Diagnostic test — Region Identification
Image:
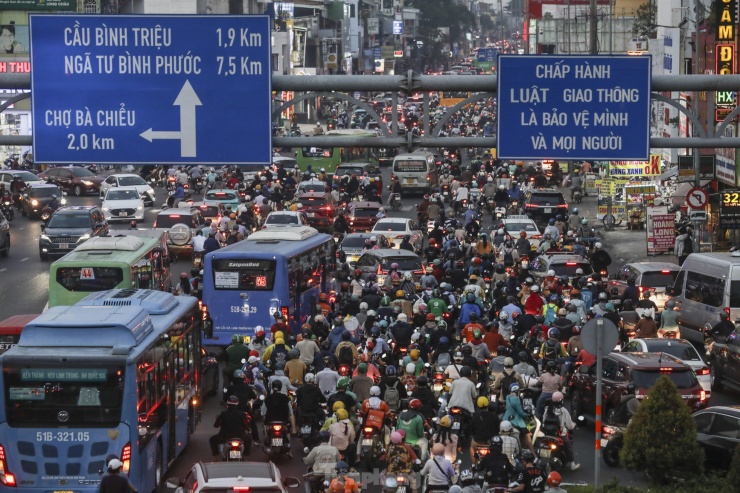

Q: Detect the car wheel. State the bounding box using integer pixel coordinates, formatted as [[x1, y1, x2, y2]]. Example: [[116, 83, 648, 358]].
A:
[[0, 236, 8, 257], [73, 184, 83, 196], [603, 437, 622, 467], [570, 390, 582, 418], [710, 362, 724, 392]]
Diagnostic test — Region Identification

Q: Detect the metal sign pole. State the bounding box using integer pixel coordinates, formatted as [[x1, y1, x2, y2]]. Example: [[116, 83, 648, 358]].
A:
[[594, 318, 603, 489]]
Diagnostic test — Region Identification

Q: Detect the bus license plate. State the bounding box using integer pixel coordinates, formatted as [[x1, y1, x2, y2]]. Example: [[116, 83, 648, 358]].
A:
[[271, 438, 283, 447], [229, 450, 242, 459], [539, 448, 551, 458], [544, 208, 552, 213], [362, 438, 373, 446], [119, 211, 128, 217], [600, 438, 609, 448], [452, 422, 460, 430], [301, 426, 312, 434]]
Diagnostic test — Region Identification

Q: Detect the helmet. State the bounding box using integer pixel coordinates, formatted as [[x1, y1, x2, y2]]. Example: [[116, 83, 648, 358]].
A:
[[666, 299, 676, 309], [473, 329, 482, 339], [304, 373, 315, 384], [460, 470, 475, 484], [453, 352, 463, 362], [594, 242, 602, 249], [386, 365, 396, 376], [289, 348, 300, 359], [504, 357, 514, 367], [417, 375, 428, 387], [391, 262, 399, 270], [605, 302, 615, 312], [499, 311, 509, 321], [599, 292, 608, 301], [336, 409, 349, 420], [547, 269, 556, 277], [548, 472, 562, 487], [336, 461, 349, 474], [383, 477, 398, 492], [227, 395, 239, 406], [233, 369, 244, 379], [409, 398, 422, 410], [467, 292, 476, 302], [572, 208, 579, 215], [439, 415, 452, 428], [380, 296, 391, 306], [410, 349, 420, 361], [369, 385, 381, 397], [406, 362, 417, 375], [552, 391, 564, 403], [231, 334, 243, 344], [548, 328, 559, 339], [439, 336, 449, 346], [336, 377, 350, 390], [476, 396, 489, 408], [341, 331, 351, 341], [572, 325, 581, 335], [426, 313, 436, 322], [470, 313, 479, 322], [396, 289, 406, 299], [521, 450, 535, 462], [531, 285, 540, 292], [549, 218, 555, 225], [509, 382, 520, 393], [332, 401, 345, 412], [500, 420, 513, 432], [462, 345, 473, 356], [490, 435, 503, 450], [487, 176, 493, 182], [390, 431, 403, 444]]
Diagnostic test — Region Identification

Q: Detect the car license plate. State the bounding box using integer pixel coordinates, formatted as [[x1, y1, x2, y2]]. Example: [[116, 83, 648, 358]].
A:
[[307, 212, 315, 217], [433, 383, 443, 391], [452, 422, 460, 430], [119, 211, 128, 217], [301, 426, 312, 434], [362, 438, 373, 446], [600, 438, 609, 448], [544, 208, 552, 213], [59, 243, 71, 249], [271, 438, 283, 447], [539, 448, 551, 458], [405, 179, 415, 184], [397, 487, 407, 493], [229, 450, 242, 459]]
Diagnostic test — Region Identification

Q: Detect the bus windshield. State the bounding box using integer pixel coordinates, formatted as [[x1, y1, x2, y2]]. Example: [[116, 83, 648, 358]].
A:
[[211, 259, 277, 290], [4, 358, 125, 427], [56, 267, 124, 292]]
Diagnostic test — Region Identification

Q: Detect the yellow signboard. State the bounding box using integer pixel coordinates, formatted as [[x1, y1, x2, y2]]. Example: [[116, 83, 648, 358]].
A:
[[609, 154, 661, 177]]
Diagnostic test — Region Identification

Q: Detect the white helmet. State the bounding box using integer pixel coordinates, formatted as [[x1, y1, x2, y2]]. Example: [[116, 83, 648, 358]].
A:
[[359, 302, 369, 310], [531, 285, 540, 292], [594, 242, 603, 249], [499, 184, 505, 190], [321, 168, 326, 172], [575, 268, 584, 275], [406, 362, 416, 374], [404, 272, 413, 281], [304, 373, 316, 383], [487, 177, 493, 182], [370, 386, 381, 396], [499, 311, 509, 320], [547, 270, 555, 277], [296, 203, 303, 209], [397, 313, 408, 322]]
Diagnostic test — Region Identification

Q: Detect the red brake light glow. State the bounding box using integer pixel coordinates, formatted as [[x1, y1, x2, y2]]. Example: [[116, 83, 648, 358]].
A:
[[230, 441, 241, 447], [121, 443, 131, 474], [696, 367, 710, 376], [169, 214, 180, 218], [699, 390, 707, 401], [0, 444, 14, 487], [272, 425, 282, 432], [566, 262, 577, 266], [233, 488, 251, 492], [364, 427, 374, 434], [661, 270, 671, 274]]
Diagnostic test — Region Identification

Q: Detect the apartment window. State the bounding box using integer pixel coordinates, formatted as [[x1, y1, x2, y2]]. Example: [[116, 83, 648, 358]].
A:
[[83, 0, 100, 14]]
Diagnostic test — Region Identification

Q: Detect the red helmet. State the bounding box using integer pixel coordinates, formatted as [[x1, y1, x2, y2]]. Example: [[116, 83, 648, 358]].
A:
[[409, 399, 422, 410], [354, 268, 363, 277], [366, 340, 376, 350], [426, 313, 436, 321], [473, 257, 482, 265], [547, 472, 561, 487], [341, 282, 350, 291]]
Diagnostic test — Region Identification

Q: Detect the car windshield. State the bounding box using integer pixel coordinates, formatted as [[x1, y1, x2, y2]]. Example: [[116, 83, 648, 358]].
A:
[[205, 191, 237, 201], [13, 171, 41, 182], [640, 271, 679, 288], [106, 189, 140, 200], [381, 257, 422, 271], [198, 205, 220, 218], [352, 208, 380, 218], [155, 214, 191, 229], [47, 213, 91, 229], [374, 222, 407, 232], [529, 194, 565, 205], [31, 187, 59, 198], [335, 168, 363, 177], [632, 369, 698, 389], [646, 345, 701, 362], [266, 214, 299, 225], [341, 237, 368, 248], [70, 167, 95, 177], [118, 176, 147, 186], [301, 183, 326, 192], [552, 261, 593, 277], [505, 222, 539, 232]]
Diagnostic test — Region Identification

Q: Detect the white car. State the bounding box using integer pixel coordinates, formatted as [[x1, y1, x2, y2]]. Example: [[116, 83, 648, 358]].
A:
[[502, 215, 542, 244], [372, 217, 423, 251], [296, 179, 328, 197], [101, 186, 145, 222], [263, 211, 307, 228], [621, 338, 711, 396], [99, 173, 156, 205]]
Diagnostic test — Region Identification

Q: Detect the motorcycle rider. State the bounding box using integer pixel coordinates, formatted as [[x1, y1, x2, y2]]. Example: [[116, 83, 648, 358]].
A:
[[383, 431, 418, 492], [420, 443, 455, 492], [541, 391, 580, 471], [590, 242, 612, 273], [612, 383, 640, 425], [479, 435, 515, 488], [262, 380, 295, 456], [329, 408, 357, 467], [545, 472, 567, 493], [659, 299, 680, 338], [325, 462, 360, 493], [297, 372, 327, 422], [447, 365, 477, 429], [508, 450, 547, 493], [569, 169, 583, 202], [396, 399, 429, 460], [535, 361, 562, 419], [303, 430, 340, 483], [469, 396, 500, 462], [209, 396, 250, 460]]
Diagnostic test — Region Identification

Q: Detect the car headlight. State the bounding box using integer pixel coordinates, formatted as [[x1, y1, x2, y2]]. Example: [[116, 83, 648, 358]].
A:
[[40, 234, 49, 241], [137, 206, 143, 210], [82, 180, 93, 186], [79, 233, 91, 241], [102, 207, 110, 211], [61, 198, 67, 205], [31, 199, 38, 206]]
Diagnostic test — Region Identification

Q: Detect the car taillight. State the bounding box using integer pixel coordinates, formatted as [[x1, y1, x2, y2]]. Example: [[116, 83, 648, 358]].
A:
[[699, 390, 707, 401], [426, 173, 430, 182], [391, 173, 395, 181], [696, 367, 710, 376], [233, 488, 251, 492], [525, 203, 536, 208], [121, 443, 131, 474], [325, 206, 333, 212], [557, 204, 568, 208], [0, 445, 15, 487], [566, 262, 577, 266], [725, 307, 731, 317]]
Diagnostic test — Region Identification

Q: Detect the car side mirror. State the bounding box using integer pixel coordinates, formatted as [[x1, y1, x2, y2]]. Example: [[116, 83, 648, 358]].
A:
[[164, 478, 181, 489]]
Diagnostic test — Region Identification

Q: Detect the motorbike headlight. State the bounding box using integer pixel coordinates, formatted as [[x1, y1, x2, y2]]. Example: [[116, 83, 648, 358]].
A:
[[61, 198, 67, 205], [31, 199, 38, 206]]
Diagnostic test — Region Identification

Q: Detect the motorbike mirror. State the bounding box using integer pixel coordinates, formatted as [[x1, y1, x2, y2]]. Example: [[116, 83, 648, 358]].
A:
[[283, 477, 301, 489], [165, 478, 182, 489]]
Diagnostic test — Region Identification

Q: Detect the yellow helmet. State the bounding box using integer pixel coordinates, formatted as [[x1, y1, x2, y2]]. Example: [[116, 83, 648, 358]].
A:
[[332, 401, 346, 412], [275, 331, 284, 341], [477, 396, 490, 409], [396, 290, 405, 299], [410, 349, 420, 361], [336, 408, 349, 420], [439, 415, 452, 428]]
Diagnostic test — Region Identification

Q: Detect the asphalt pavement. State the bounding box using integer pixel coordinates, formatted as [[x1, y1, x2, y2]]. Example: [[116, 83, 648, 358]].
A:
[[0, 165, 738, 491]]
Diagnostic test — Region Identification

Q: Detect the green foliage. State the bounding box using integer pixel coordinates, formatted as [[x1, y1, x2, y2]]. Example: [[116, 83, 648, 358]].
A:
[[479, 14, 494, 32], [631, 2, 657, 36], [726, 444, 740, 488], [619, 375, 704, 484], [407, 0, 475, 65]]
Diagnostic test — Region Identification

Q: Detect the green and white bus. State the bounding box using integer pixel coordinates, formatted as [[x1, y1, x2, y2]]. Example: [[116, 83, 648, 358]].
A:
[[48, 231, 172, 308], [296, 129, 378, 175]]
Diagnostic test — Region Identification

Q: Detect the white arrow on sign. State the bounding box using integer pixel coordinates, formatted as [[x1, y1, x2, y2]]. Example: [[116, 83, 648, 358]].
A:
[[140, 80, 202, 157]]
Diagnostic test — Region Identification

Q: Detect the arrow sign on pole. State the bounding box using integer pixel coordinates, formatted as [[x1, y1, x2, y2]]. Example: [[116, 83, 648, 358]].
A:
[[140, 80, 202, 157]]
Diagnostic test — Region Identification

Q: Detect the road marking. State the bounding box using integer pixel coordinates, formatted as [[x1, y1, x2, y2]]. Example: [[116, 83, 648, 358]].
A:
[[20, 257, 29, 262], [0, 268, 6, 272], [16, 227, 24, 231]]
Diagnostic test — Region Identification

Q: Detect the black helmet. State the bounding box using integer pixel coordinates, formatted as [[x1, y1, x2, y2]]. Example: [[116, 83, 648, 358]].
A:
[[546, 361, 557, 372], [342, 330, 351, 341], [462, 345, 473, 356], [520, 449, 535, 462], [227, 395, 239, 406], [497, 345, 507, 356], [460, 366, 472, 377], [518, 351, 528, 362], [271, 380, 283, 391], [623, 299, 634, 310], [417, 375, 428, 387], [490, 435, 503, 451]]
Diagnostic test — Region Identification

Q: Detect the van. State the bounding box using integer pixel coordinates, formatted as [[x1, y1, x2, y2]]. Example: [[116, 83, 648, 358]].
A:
[[392, 151, 437, 193], [670, 251, 740, 343]]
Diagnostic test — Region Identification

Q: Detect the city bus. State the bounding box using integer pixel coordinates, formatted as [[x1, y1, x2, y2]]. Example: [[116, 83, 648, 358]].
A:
[[201, 226, 334, 346], [295, 129, 377, 175], [0, 289, 202, 493], [48, 232, 172, 308], [439, 91, 473, 107]]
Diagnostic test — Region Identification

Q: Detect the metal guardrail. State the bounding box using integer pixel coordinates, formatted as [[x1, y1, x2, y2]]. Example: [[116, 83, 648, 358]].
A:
[[2, 72, 740, 149]]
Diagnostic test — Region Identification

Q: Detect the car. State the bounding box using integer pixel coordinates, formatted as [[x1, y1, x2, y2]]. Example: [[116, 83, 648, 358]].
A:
[[346, 201, 384, 233], [569, 351, 708, 422], [99, 173, 156, 205], [377, 147, 399, 166], [189, 200, 225, 224], [708, 327, 740, 393], [522, 187, 568, 225], [355, 248, 424, 285], [38, 206, 108, 260], [502, 215, 543, 248], [372, 217, 423, 251], [38, 166, 105, 196], [621, 338, 710, 396], [166, 461, 300, 493], [692, 406, 740, 471], [338, 232, 391, 265], [297, 191, 338, 232], [530, 252, 593, 282], [263, 211, 307, 228], [0, 170, 44, 191], [203, 189, 241, 210], [153, 206, 206, 257], [0, 210, 9, 258], [101, 186, 145, 222], [296, 179, 329, 197], [20, 183, 65, 219], [334, 162, 383, 192], [608, 262, 680, 311]]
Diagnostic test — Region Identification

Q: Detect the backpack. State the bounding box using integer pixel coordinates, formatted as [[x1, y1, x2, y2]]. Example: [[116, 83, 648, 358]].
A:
[[384, 380, 401, 411], [226, 233, 239, 245], [436, 352, 451, 368], [338, 344, 354, 365], [503, 249, 514, 267], [499, 370, 517, 399], [543, 339, 559, 362], [543, 303, 557, 325]]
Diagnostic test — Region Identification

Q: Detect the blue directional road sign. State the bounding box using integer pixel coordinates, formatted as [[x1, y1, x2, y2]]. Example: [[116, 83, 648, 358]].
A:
[[30, 15, 272, 165], [496, 55, 651, 161], [477, 47, 498, 62]]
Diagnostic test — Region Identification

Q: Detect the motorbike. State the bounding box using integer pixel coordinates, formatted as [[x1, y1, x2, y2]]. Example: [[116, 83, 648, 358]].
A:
[[485, 196, 496, 215], [359, 425, 383, 470], [448, 406, 468, 440], [572, 187, 583, 204], [263, 421, 291, 457], [338, 364, 352, 378], [494, 206, 507, 221], [193, 177, 205, 194], [431, 370, 451, 398], [218, 438, 248, 461], [40, 205, 55, 223], [440, 184, 451, 203], [534, 417, 569, 473], [298, 414, 321, 448], [600, 423, 625, 467], [0, 197, 13, 220], [389, 193, 402, 211]]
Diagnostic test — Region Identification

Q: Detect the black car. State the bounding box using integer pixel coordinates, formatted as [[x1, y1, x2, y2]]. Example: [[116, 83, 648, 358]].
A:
[[693, 406, 740, 471], [39, 206, 108, 260], [523, 188, 568, 225], [709, 328, 740, 393], [21, 183, 64, 219]]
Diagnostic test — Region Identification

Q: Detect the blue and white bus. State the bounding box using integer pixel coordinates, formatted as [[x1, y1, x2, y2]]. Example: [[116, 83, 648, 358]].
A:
[[0, 289, 202, 493], [202, 226, 334, 346]]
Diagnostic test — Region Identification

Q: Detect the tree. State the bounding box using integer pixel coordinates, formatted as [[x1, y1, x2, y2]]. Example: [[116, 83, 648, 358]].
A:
[[620, 375, 704, 484], [408, 0, 475, 66], [632, 1, 657, 37], [727, 444, 740, 490]]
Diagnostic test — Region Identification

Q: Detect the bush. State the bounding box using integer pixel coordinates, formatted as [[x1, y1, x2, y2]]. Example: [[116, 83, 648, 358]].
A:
[[726, 444, 740, 488], [619, 375, 704, 484]]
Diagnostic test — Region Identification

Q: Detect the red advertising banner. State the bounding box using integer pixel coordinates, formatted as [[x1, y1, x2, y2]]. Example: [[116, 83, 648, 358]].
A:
[[647, 210, 676, 254]]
